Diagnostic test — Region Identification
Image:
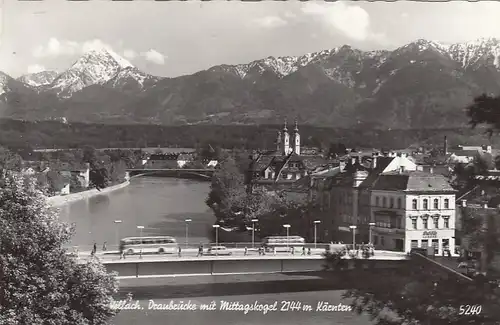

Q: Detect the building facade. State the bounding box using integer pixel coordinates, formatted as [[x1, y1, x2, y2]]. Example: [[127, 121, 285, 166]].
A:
[[322, 152, 418, 244], [370, 170, 456, 254]]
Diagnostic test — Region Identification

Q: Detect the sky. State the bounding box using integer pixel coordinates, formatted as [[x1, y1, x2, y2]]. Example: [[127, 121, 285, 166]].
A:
[[1, 0, 500, 78]]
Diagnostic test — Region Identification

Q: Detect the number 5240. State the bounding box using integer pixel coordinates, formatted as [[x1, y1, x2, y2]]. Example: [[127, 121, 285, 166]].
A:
[[459, 305, 482, 315]]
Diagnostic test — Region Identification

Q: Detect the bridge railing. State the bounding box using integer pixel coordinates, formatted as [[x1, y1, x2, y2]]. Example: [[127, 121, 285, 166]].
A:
[[202, 242, 332, 249], [68, 242, 372, 252]]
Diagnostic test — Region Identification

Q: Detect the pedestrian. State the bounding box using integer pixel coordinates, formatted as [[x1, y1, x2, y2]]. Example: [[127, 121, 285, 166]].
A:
[[197, 245, 203, 257], [301, 247, 306, 256], [261, 245, 266, 255], [244, 247, 248, 256], [258, 247, 262, 256], [178, 246, 182, 257], [139, 249, 143, 259], [93, 242, 97, 254], [102, 242, 107, 252], [307, 247, 311, 256], [291, 247, 295, 255]]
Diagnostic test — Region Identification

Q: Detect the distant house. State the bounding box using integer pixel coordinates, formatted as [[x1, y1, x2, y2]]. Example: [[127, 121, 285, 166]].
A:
[[177, 153, 194, 168], [21, 160, 72, 195], [207, 160, 218, 168], [144, 153, 179, 169], [447, 145, 493, 164], [21, 161, 50, 176], [58, 162, 90, 190]]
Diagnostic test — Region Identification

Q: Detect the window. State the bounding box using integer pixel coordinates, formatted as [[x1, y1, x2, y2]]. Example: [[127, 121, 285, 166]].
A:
[[390, 198, 394, 208], [382, 197, 387, 207], [423, 219, 428, 229], [397, 198, 402, 209], [423, 199, 428, 210], [444, 199, 449, 209], [412, 219, 417, 230], [443, 217, 449, 228], [412, 199, 417, 210], [433, 198, 439, 210], [375, 197, 380, 206], [433, 218, 439, 229]]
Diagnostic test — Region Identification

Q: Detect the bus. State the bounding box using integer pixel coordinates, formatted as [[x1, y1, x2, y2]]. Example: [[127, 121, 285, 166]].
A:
[[262, 236, 305, 252], [119, 236, 178, 255]]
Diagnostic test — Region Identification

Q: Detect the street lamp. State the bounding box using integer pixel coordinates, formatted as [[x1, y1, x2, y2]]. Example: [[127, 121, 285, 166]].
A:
[[114, 220, 122, 250], [283, 224, 291, 250], [137, 225, 144, 241], [368, 222, 376, 245], [349, 225, 357, 250], [185, 219, 192, 249], [213, 224, 220, 256], [313, 220, 321, 248], [251, 219, 258, 248]]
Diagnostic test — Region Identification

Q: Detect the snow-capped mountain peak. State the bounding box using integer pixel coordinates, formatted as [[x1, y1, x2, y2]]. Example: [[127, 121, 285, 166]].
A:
[[0, 71, 13, 96], [18, 71, 59, 88], [448, 37, 500, 69], [49, 49, 135, 97], [395, 39, 450, 55], [85, 48, 134, 69], [105, 66, 160, 92]]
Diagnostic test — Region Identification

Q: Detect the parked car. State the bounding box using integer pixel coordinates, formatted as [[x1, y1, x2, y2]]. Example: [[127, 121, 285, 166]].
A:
[[205, 246, 232, 256]]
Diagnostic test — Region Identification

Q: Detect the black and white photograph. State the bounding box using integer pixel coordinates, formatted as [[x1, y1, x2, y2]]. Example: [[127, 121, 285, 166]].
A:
[[1, 1, 500, 324]]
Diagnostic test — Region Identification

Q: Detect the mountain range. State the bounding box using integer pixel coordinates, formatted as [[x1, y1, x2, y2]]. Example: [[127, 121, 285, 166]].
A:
[[2, 38, 500, 129]]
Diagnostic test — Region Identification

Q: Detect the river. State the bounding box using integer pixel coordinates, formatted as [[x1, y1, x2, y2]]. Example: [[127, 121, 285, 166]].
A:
[[57, 177, 375, 325]]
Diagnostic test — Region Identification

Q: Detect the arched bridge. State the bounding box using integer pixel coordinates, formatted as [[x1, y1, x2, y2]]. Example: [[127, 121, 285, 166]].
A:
[[127, 168, 214, 181]]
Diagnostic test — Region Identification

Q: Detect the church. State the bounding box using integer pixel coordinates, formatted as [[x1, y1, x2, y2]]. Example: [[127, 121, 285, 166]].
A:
[[248, 120, 331, 186]]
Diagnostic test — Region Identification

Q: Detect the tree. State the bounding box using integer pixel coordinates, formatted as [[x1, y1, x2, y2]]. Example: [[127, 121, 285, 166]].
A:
[[108, 160, 127, 184], [466, 93, 500, 136], [243, 187, 277, 221], [461, 205, 500, 269], [0, 146, 22, 173], [206, 156, 246, 218], [90, 167, 109, 191], [340, 255, 500, 325], [0, 172, 118, 325], [327, 143, 347, 158]]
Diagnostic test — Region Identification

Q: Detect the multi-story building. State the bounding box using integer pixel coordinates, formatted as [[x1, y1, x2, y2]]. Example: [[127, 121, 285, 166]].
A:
[[370, 170, 456, 254], [322, 152, 418, 244]]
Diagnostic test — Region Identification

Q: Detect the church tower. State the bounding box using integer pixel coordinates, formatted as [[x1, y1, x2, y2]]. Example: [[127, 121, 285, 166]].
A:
[[293, 119, 300, 155], [282, 120, 290, 155]]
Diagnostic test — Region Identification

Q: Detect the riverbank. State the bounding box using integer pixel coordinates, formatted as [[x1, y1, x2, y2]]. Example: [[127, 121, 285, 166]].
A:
[[47, 181, 130, 207]]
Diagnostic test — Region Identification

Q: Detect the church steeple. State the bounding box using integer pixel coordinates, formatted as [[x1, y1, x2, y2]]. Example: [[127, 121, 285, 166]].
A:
[[282, 120, 290, 155], [292, 119, 300, 155]]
